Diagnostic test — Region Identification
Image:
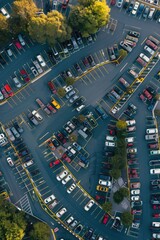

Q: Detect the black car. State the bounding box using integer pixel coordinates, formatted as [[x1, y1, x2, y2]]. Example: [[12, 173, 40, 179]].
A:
[[84, 228, 93, 239], [114, 86, 123, 95], [72, 117, 79, 126], [74, 63, 83, 74], [0, 55, 6, 65], [147, 86, 156, 95], [47, 51, 56, 65], [113, 44, 119, 58], [52, 138, 60, 147], [14, 121, 24, 133], [73, 98, 84, 107], [127, 3, 134, 13], [13, 138, 23, 145], [154, 10, 160, 20], [87, 55, 95, 66], [30, 169, 40, 176]]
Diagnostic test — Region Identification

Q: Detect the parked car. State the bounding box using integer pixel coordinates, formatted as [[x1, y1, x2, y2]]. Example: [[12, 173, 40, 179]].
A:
[[36, 55, 46, 67], [12, 76, 22, 88], [84, 200, 95, 211], [20, 69, 30, 82]]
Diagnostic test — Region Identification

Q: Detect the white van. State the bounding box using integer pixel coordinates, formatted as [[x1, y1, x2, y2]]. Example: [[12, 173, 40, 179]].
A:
[[150, 169, 160, 174], [23, 160, 33, 168], [146, 128, 158, 134], [56, 170, 68, 181], [106, 135, 117, 141]]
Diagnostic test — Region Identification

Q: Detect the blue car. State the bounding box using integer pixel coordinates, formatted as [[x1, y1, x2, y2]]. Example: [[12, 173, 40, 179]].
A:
[[137, 4, 144, 16], [95, 106, 108, 119]]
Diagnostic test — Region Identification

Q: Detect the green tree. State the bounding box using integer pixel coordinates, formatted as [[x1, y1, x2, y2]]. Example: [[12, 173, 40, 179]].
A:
[[69, 1, 110, 37], [29, 222, 50, 240], [12, 0, 38, 32], [28, 14, 47, 43], [0, 14, 10, 45], [119, 187, 129, 198], [57, 87, 66, 97], [110, 168, 121, 180], [78, 0, 96, 6], [121, 211, 133, 227], [77, 114, 86, 123], [118, 49, 127, 62], [102, 201, 112, 213], [69, 133, 78, 142], [113, 190, 124, 204], [65, 77, 75, 86], [116, 120, 127, 130]]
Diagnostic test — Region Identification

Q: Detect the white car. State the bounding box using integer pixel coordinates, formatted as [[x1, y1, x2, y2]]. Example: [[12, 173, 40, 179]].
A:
[[64, 85, 73, 93], [84, 200, 95, 211], [125, 137, 134, 143], [56, 207, 67, 218], [62, 174, 72, 185], [36, 55, 46, 67], [150, 150, 160, 155], [126, 120, 136, 126], [132, 2, 139, 15], [116, 0, 123, 7], [76, 104, 85, 112], [131, 189, 140, 195], [146, 128, 158, 134], [12, 77, 22, 88], [56, 170, 68, 181], [44, 194, 56, 204], [67, 183, 76, 194], [67, 121, 75, 130], [7, 157, 14, 167], [106, 136, 117, 141], [99, 179, 112, 187], [144, 46, 155, 55], [105, 141, 116, 147], [0, 7, 10, 18], [68, 146, 76, 155], [18, 34, 25, 46], [66, 216, 74, 224], [153, 233, 160, 238], [23, 160, 33, 168], [0, 91, 4, 100], [32, 110, 43, 121], [127, 148, 137, 153], [6, 48, 13, 57], [140, 53, 150, 63], [131, 196, 140, 201]]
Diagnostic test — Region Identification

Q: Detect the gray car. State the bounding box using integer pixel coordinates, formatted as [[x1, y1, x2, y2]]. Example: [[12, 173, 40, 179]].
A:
[[11, 127, 20, 138], [66, 90, 76, 99], [69, 95, 79, 103]]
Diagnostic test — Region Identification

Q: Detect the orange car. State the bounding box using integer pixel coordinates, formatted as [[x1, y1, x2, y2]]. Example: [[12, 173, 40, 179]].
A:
[[48, 139, 55, 151]]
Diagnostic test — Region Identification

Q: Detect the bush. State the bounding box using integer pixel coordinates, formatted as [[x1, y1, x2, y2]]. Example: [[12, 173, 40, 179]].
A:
[[121, 211, 133, 227], [57, 87, 66, 97], [110, 168, 121, 180], [102, 201, 112, 213], [113, 190, 124, 204], [65, 77, 75, 86], [119, 187, 129, 197]]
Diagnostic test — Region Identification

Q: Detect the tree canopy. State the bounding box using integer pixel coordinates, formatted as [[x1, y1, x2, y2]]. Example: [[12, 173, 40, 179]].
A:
[[121, 211, 133, 227], [0, 14, 10, 45], [29, 222, 50, 240], [69, 0, 110, 37], [102, 201, 112, 213], [28, 11, 71, 45]]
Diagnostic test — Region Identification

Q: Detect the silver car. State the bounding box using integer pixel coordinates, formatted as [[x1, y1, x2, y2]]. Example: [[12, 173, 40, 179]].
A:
[[69, 95, 79, 103], [12, 77, 22, 88]]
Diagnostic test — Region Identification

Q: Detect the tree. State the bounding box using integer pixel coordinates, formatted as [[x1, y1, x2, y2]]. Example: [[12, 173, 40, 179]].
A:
[[118, 49, 127, 62], [77, 114, 86, 123], [110, 168, 121, 180], [12, 0, 38, 32], [113, 190, 124, 204], [29, 222, 50, 240], [57, 87, 66, 97], [116, 120, 127, 130], [28, 11, 72, 45], [121, 211, 133, 227], [69, 133, 78, 143], [65, 77, 75, 86], [119, 187, 129, 198], [28, 14, 47, 43], [69, 1, 110, 37], [102, 202, 112, 213], [0, 14, 10, 45]]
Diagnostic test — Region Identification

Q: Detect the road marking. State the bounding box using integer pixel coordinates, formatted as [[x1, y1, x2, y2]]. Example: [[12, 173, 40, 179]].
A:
[[39, 132, 50, 141], [141, 37, 147, 45], [120, 63, 128, 72]]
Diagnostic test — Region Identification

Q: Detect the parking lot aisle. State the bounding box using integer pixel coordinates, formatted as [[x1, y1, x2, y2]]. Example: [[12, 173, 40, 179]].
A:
[[16, 194, 33, 215], [127, 227, 139, 238]]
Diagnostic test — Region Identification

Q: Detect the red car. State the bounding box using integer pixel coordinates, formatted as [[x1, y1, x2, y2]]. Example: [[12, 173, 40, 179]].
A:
[[14, 40, 22, 50], [139, 93, 147, 102], [143, 89, 152, 100], [20, 69, 30, 82], [49, 159, 60, 168], [61, 0, 69, 9], [1, 88, 9, 98], [152, 205, 160, 210], [109, 130, 116, 136], [153, 213, 160, 218], [110, 0, 116, 5], [4, 84, 14, 97], [48, 81, 57, 94], [127, 143, 134, 147], [102, 214, 109, 224], [47, 103, 56, 113], [62, 153, 71, 163], [56, 133, 66, 144]]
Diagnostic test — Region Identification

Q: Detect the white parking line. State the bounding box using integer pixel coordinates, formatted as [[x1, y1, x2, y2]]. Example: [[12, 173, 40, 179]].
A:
[[120, 63, 128, 72]]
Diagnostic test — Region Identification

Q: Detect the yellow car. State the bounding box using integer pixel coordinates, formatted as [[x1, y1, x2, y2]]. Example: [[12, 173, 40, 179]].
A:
[[96, 185, 109, 192], [51, 98, 61, 109]]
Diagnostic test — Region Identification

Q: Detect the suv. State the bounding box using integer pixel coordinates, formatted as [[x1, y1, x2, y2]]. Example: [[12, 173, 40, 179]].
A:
[[120, 41, 132, 52]]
